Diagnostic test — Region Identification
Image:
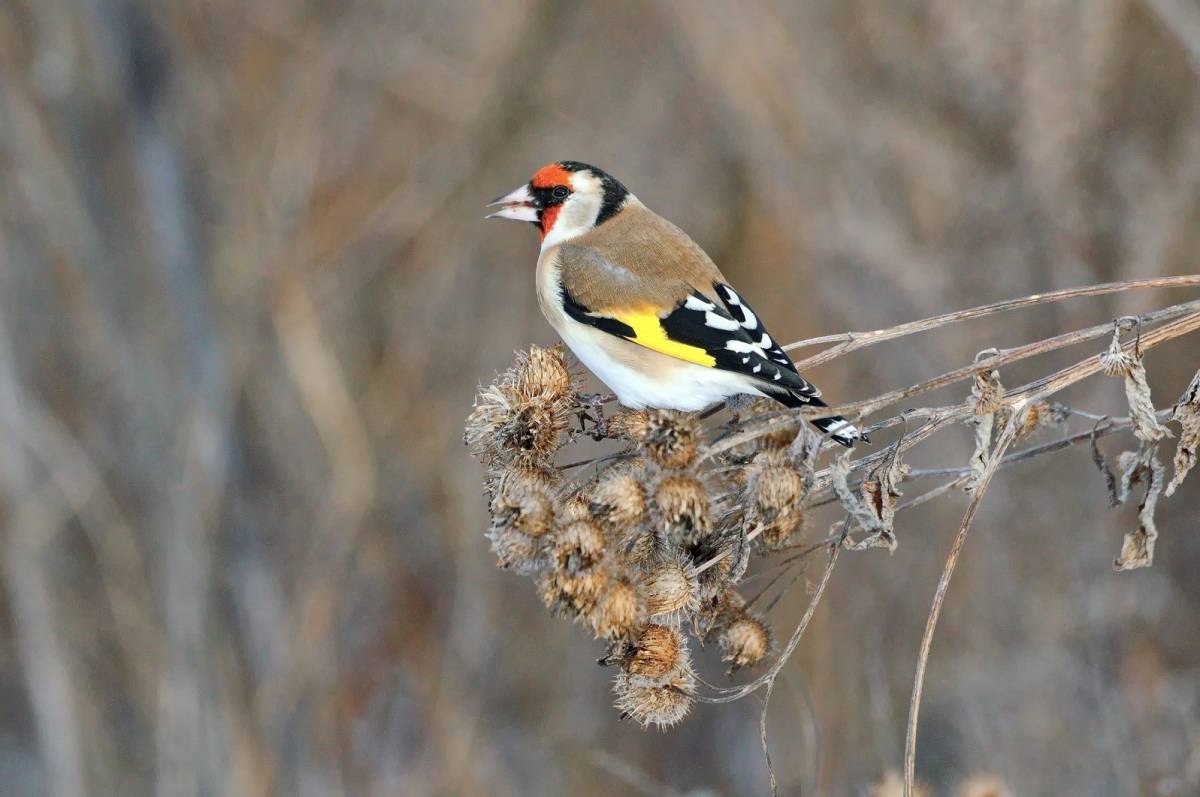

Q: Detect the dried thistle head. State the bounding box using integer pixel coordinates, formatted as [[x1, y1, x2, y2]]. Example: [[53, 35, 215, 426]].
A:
[[720, 614, 772, 673], [587, 577, 642, 640], [536, 566, 609, 617], [608, 408, 651, 440], [617, 623, 690, 683], [514, 343, 574, 401], [641, 555, 700, 623], [465, 345, 578, 470], [654, 475, 711, 545], [623, 527, 670, 574], [554, 519, 606, 575], [612, 671, 694, 729], [693, 587, 747, 641], [746, 451, 808, 548], [1015, 400, 1070, 440], [617, 409, 700, 469], [487, 526, 545, 574], [590, 467, 648, 527], [490, 469, 555, 538], [559, 495, 593, 523]]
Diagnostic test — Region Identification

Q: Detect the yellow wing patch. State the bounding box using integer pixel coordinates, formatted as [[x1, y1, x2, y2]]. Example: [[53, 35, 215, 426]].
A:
[[613, 308, 717, 367]]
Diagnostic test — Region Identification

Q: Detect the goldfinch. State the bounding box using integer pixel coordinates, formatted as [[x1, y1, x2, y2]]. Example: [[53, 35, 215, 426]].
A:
[[488, 161, 862, 446]]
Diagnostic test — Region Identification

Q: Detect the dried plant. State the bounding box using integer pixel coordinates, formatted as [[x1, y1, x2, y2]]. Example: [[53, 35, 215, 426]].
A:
[[467, 276, 1200, 789]]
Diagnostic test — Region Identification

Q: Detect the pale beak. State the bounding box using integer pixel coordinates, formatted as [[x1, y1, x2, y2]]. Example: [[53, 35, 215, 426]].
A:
[[486, 184, 540, 222]]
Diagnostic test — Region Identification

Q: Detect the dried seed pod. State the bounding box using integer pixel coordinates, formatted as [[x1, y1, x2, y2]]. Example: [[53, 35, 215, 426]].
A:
[[465, 345, 578, 470], [758, 420, 800, 450], [608, 409, 651, 441], [559, 495, 593, 523], [537, 567, 609, 617], [1016, 400, 1070, 440], [1100, 325, 1169, 442], [554, 519, 606, 575], [486, 527, 543, 573], [590, 468, 647, 527], [747, 453, 807, 548], [641, 556, 700, 623], [515, 343, 574, 402], [1100, 328, 1135, 376], [588, 578, 641, 640], [612, 671, 694, 729], [629, 410, 700, 470], [720, 615, 771, 672], [654, 475, 711, 545], [692, 586, 746, 640], [465, 386, 571, 469], [490, 470, 555, 538], [623, 527, 669, 573], [623, 624, 687, 682]]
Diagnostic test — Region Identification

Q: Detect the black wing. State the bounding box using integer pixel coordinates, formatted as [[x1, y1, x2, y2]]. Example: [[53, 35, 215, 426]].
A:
[[659, 283, 823, 400]]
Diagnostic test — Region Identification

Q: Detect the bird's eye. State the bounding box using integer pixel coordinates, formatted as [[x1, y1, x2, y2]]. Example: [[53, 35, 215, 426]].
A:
[[552, 186, 570, 200]]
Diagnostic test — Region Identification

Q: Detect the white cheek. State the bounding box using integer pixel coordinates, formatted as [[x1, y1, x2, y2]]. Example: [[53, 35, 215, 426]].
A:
[[540, 194, 601, 250]]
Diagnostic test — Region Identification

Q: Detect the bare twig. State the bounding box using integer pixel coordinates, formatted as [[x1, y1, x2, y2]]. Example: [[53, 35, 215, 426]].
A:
[[784, 276, 1200, 367], [903, 408, 1025, 796]]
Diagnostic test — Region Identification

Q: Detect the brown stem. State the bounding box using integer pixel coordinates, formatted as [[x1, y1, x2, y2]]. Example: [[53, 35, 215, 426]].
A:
[[784, 275, 1200, 368], [903, 409, 1024, 796]]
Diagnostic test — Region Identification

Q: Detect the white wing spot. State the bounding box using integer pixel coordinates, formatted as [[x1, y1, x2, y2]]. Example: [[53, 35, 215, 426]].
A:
[[773, 370, 782, 381], [741, 356, 750, 364], [760, 333, 772, 348], [704, 311, 741, 331], [685, 295, 715, 311], [752, 364, 761, 373], [721, 285, 742, 305], [739, 305, 758, 329]]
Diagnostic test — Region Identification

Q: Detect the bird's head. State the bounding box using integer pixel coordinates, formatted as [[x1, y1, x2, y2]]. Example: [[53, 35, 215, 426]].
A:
[[488, 161, 631, 248]]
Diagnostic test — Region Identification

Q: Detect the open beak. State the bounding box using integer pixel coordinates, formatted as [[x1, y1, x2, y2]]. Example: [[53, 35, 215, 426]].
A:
[[486, 184, 540, 222]]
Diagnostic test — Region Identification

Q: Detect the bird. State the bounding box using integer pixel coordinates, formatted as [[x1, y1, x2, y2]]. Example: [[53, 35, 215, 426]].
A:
[[487, 160, 863, 446]]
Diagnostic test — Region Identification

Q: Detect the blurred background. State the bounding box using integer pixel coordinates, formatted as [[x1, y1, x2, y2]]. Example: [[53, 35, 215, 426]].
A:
[[1, 1, 1198, 794]]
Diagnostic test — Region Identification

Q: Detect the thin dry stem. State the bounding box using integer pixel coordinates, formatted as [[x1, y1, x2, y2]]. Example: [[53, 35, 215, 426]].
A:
[[785, 276, 1200, 367], [903, 409, 1025, 796]]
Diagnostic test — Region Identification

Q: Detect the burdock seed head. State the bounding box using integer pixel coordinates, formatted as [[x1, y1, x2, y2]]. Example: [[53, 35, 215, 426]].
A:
[[514, 343, 574, 402], [693, 587, 747, 641], [622, 623, 689, 683], [554, 519, 606, 575], [615, 409, 700, 470], [654, 475, 711, 545], [720, 614, 772, 672], [641, 555, 700, 624], [747, 452, 807, 548], [587, 577, 642, 640], [490, 470, 555, 538], [590, 468, 648, 527], [537, 566, 609, 618], [465, 344, 578, 471], [612, 672, 694, 730], [486, 526, 545, 574]]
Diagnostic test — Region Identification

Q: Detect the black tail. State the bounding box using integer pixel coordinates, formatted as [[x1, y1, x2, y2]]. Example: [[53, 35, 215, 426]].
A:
[[769, 392, 864, 447]]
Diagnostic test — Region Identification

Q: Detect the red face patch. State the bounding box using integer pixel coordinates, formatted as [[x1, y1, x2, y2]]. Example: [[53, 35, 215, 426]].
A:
[[531, 163, 572, 189], [538, 204, 562, 240]]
